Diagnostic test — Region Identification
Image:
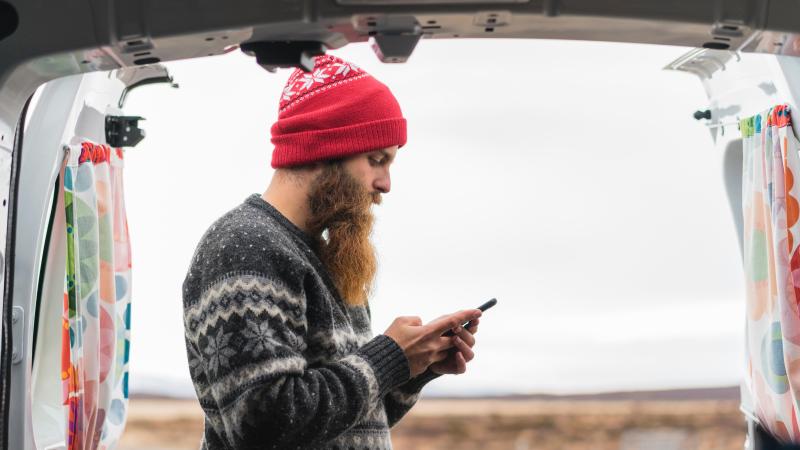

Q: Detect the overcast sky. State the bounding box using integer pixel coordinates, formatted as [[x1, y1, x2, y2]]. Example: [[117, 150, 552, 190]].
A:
[[122, 38, 745, 396]]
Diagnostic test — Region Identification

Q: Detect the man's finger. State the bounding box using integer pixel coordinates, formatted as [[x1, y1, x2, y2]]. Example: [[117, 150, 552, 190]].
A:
[[453, 336, 475, 362], [430, 348, 451, 364], [431, 337, 455, 352], [425, 309, 481, 335], [455, 327, 475, 347], [455, 352, 467, 374], [466, 318, 480, 335]]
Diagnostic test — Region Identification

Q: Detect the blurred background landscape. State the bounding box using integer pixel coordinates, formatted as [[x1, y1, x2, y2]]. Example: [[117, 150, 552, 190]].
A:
[[118, 388, 744, 450]]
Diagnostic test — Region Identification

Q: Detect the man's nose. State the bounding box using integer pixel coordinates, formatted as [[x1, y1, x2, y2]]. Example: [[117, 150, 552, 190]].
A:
[[374, 173, 391, 194]]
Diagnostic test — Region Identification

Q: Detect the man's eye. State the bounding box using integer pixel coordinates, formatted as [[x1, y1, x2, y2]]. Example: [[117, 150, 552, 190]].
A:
[[370, 158, 384, 166]]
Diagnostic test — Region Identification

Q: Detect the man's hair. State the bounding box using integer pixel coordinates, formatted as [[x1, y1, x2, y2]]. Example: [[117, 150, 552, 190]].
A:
[[279, 159, 342, 185]]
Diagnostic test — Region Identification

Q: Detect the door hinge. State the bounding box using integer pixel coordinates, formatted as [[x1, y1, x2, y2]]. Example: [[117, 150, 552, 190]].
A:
[[11, 306, 23, 365], [105, 115, 145, 148]]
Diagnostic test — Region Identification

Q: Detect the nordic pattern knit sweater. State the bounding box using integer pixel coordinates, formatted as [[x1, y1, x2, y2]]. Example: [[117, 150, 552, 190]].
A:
[[182, 193, 439, 450]]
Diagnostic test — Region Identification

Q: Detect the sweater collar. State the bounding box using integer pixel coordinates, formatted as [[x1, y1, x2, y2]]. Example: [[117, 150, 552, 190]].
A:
[[245, 193, 318, 250]]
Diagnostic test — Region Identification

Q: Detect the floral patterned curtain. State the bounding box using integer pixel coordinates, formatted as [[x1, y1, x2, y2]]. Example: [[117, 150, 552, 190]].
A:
[[60, 141, 132, 449], [742, 104, 800, 443]]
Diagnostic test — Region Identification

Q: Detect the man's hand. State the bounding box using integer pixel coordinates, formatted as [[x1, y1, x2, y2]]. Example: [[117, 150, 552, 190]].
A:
[[430, 318, 479, 375], [384, 310, 481, 377]]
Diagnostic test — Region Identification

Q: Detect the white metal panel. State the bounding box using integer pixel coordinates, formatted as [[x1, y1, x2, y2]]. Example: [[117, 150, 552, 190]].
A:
[[11, 71, 127, 450]]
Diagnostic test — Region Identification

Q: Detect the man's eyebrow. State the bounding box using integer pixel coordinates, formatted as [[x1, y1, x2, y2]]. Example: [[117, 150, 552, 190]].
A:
[[379, 149, 395, 163]]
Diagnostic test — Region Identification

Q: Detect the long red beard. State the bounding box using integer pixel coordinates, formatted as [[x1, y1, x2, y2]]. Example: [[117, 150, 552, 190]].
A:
[[306, 164, 379, 306]]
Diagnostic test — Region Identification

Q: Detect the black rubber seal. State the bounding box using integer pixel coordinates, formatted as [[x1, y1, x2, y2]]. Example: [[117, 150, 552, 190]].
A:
[[0, 93, 32, 450]]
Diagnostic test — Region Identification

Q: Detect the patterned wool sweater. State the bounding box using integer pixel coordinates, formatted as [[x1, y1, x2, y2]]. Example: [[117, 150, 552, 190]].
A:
[[182, 193, 439, 450]]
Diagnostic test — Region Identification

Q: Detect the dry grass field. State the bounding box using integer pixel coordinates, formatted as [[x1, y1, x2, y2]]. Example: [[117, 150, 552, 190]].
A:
[[117, 396, 745, 450]]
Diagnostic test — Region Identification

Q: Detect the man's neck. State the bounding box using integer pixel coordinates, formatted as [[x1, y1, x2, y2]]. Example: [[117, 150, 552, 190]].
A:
[[262, 176, 313, 234]]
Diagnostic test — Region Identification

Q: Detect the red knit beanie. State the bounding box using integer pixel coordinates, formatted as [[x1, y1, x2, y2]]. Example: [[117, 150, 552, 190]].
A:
[[270, 54, 407, 168]]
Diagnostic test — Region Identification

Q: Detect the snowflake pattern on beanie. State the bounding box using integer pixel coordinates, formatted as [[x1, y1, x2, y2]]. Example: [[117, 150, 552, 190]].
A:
[[279, 55, 367, 113]]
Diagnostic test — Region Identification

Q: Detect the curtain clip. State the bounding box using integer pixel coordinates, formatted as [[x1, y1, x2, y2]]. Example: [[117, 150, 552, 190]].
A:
[[61, 145, 70, 170]]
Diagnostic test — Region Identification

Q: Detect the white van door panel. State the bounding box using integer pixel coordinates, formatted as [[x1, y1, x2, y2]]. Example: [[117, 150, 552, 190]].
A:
[[6, 65, 169, 449]]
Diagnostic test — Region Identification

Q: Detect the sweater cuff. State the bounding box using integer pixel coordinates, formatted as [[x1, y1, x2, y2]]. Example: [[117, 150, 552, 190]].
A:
[[398, 368, 442, 394], [355, 334, 410, 395]]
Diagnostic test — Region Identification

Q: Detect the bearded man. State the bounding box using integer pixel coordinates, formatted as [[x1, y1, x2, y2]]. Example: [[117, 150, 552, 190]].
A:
[[182, 54, 482, 450]]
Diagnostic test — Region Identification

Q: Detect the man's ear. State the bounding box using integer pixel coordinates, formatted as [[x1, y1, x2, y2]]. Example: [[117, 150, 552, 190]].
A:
[[280, 163, 321, 183]]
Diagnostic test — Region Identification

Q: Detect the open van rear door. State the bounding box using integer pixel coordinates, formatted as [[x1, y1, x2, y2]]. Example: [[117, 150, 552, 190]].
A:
[[6, 1, 800, 449]]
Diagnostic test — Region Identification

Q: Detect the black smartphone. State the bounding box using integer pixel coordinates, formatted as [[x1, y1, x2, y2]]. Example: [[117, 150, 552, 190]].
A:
[[442, 298, 497, 336]]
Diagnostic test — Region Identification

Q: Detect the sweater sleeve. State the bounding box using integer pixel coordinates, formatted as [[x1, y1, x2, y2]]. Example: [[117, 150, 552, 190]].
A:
[[184, 271, 411, 449], [384, 368, 441, 426], [359, 297, 441, 426]]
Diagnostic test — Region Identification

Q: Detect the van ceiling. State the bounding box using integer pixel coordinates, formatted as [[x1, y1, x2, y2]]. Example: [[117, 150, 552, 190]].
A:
[[1, 0, 800, 123], [2, 0, 800, 71]]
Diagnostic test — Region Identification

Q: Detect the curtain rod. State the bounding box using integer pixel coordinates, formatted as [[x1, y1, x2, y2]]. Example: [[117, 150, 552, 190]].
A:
[[694, 110, 741, 131], [705, 120, 740, 130]]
